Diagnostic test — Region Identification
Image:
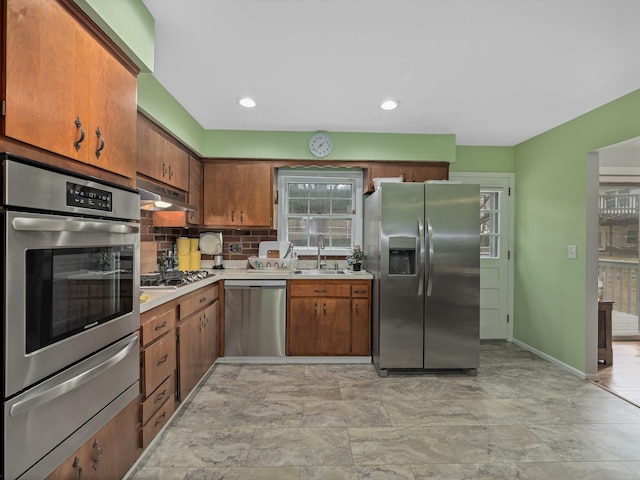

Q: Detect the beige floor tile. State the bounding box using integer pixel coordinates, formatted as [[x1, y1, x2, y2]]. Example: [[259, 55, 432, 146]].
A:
[[515, 461, 640, 479], [411, 462, 522, 480], [383, 399, 480, 426], [301, 464, 415, 480], [303, 400, 391, 427]]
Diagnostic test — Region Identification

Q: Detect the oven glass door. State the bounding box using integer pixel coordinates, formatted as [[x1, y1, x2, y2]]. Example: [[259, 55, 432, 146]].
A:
[[26, 246, 134, 354], [4, 210, 139, 398]]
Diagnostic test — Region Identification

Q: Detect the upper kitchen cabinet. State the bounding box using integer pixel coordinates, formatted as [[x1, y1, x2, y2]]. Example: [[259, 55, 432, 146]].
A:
[[3, 0, 138, 180], [153, 155, 204, 227], [365, 161, 449, 193], [203, 161, 274, 228], [137, 114, 189, 191]]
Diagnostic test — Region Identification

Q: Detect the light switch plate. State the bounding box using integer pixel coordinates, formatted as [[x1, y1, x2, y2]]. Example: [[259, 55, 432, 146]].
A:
[[568, 245, 577, 259]]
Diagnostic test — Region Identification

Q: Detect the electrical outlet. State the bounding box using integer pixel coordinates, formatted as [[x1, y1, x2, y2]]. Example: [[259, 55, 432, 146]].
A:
[[229, 243, 242, 253]]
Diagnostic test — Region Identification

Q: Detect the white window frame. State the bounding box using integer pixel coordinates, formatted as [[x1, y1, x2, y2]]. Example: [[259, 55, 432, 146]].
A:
[[277, 169, 363, 256]]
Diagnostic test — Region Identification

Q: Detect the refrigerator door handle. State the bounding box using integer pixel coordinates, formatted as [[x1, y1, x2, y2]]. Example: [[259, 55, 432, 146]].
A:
[[426, 218, 435, 296], [417, 218, 425, 296]]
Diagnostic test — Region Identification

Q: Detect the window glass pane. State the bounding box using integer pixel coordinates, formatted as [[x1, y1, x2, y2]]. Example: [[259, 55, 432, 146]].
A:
[[309, 198, 330, 214], [288, 183, 307, 197], [332, 199, 351, 214], [289, 198, 308, 214], [334, 184, 352, 198]]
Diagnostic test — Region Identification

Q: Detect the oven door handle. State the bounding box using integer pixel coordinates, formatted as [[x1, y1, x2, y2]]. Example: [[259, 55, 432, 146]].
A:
[[9, 334, 138, 418], [11, 217, 139, 234]]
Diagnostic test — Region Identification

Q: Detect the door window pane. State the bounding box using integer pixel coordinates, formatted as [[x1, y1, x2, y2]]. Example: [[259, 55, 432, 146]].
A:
[[480, 191, 500, 258]]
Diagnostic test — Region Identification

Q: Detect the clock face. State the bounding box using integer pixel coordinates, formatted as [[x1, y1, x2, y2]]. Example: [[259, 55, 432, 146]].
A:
[[309, 133, 333, 158]]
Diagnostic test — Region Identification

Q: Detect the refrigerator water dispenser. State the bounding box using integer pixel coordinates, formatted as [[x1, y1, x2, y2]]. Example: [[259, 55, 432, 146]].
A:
[[388, 237, 416, 275]]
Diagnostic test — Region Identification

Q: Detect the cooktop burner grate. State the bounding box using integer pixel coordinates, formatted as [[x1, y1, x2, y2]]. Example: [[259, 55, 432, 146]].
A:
[[140, 270, 210, 288]]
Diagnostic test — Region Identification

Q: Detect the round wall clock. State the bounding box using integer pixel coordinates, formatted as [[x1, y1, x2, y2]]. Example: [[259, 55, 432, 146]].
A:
[[309, 133, 333, 158]]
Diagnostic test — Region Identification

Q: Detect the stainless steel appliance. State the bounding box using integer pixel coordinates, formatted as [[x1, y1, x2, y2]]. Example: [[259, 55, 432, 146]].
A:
[[141, 270, 211, 288], [1, 154, 140, 479], [364, 182, 480, 376], [224, 280, 286, 357]]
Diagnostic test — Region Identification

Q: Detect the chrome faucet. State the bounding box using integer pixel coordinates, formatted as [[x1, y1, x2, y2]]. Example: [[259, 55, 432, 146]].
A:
[[317, 234, 325, 269]]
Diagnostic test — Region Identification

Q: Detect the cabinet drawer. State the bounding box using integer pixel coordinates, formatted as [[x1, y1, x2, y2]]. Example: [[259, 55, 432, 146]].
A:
[[141, 374, 174, 425], [142, 330, 176, 396], [141, 394, 175, 449], [351, 284, 370, 298], [289, 282, 351, 298], [180, 284, 218, 319], [140, 307, 176, 346]]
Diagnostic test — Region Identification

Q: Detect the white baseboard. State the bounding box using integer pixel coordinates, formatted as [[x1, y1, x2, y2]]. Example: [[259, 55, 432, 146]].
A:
[[510, 338, 599, 381]]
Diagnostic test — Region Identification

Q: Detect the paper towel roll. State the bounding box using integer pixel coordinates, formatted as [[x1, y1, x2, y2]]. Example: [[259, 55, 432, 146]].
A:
[[189, 251, 201, 271], [178, 254, 191, 272], [190, 238, 199, 252], [177, 237, 190, 255]]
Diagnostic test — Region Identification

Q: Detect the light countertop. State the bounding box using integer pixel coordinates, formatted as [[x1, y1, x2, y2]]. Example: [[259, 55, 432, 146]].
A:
[[140, 268, 372, 313]]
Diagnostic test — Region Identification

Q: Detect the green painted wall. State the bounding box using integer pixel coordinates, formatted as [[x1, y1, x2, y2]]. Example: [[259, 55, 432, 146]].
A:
[[201, 130, 456, 161], [137, 74, 206, 153], [74, 0, 155, 72], [451, 146, 515, 173], [513, 88, 640, 372]]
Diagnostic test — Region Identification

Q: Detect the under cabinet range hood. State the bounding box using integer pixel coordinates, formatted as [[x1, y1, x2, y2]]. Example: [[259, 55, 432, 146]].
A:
[[137, 177, 195, 212]]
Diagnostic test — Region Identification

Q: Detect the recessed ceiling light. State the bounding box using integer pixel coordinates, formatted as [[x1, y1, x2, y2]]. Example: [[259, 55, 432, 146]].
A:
[[380, 100, 399, 111], [238, 97, 256, 108]]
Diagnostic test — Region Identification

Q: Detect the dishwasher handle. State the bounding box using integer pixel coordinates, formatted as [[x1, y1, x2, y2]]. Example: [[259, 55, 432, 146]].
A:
[[224, 280, 286, 289]]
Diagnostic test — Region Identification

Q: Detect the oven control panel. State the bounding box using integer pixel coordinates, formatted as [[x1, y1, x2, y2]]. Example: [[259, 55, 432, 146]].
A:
[[67, 182, 112, 212]]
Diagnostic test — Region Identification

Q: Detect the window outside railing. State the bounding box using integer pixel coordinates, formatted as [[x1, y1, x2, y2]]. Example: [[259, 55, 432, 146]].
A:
[[599, 259, 639, 316]]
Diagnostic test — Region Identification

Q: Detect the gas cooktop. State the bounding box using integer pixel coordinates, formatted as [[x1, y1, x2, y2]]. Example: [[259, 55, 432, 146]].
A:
[[140, 270, 211, 289]]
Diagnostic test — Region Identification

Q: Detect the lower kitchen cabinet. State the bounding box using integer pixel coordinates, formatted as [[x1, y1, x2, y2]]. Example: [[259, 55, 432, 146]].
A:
[[45, 398, 141, 480], [176, 284, 220, 401], [287, 280, 371, 355], [139, 302, 178, 449]]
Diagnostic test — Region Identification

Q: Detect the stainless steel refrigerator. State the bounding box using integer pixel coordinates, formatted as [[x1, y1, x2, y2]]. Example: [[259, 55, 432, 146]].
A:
[[364, 182, 480, 376]]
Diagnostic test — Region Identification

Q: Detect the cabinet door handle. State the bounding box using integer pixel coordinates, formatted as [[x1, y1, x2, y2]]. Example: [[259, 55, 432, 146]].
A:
[[153, 389, 167, 404], [95, 127, 105, 158], [156, 354, 169, 366], [169, 165, 174, 180], [354, 289, 366, 294], [323, 303, 327, 315], [314, 303, 317, 316], [231, 210, 234, 221], [72, 456, 83, 480], [240, 210, 243, 222], [74, 117, 85, 151], [314, 289, 327, 293], [355, 304, 359, 315], [154, 321, 168, 331], [92, 440, 103, 471], [199, 296, 207, 304], [154, 411, 167, 427], [162, 163, 168, 178]]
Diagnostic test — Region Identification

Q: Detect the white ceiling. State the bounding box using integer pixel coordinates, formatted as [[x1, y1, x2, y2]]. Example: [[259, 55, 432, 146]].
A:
[[142, 0, 640, 146]]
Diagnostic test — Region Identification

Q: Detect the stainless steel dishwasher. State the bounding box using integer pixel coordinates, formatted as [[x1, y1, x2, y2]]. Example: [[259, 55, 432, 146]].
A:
[[224, 279, 286, 356]]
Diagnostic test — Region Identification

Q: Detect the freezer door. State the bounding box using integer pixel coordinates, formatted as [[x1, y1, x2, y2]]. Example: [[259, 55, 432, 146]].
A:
[[424, 183, 480, 369], [378, 183, 425, 369]]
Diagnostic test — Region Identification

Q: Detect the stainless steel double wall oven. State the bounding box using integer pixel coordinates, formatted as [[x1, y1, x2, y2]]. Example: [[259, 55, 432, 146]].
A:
[[1, 154, 141, 479]]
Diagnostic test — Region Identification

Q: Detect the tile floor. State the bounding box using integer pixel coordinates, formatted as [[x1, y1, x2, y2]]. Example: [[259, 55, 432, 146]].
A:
[[128, 342, 640, 480]]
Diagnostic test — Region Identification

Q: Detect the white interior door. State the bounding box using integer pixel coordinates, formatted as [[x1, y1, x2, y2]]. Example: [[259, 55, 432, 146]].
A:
[[450, 173, 514, 339]]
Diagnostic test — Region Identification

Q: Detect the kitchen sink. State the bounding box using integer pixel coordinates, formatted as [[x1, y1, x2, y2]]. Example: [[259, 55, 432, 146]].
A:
[[294, 269, 346, 275]]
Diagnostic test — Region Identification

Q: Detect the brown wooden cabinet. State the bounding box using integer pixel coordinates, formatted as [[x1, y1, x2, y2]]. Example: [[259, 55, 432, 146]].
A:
[[139, 302, 178, 448], [203, 161, 274, 227], [187, 156, 204, 225], [598, 301, 614, 366], [176, 284, 220, 400], [137, 114, 189, 191], [152, 155, 204, 227], [45, 398, 141, 480], [365, 161, 449, 193], [4, 0, 137, 180], [287, 279, 371, 355]]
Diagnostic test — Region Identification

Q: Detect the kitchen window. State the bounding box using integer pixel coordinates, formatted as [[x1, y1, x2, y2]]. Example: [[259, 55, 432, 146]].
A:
[[277, 169, 363, 255]]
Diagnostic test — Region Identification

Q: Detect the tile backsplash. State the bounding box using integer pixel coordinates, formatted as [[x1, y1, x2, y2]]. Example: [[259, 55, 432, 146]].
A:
[[141, 211, 344, 271]]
